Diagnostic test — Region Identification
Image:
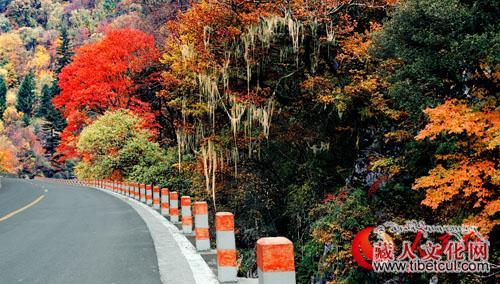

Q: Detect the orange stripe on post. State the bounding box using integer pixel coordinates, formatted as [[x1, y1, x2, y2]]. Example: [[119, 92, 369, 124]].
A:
[[169, 191, 178, 200], [215, 212, 234, 231], [193, 202, 208, 215], [256, 237, 295, 272], [217, 249, 237, 266], [195, 228, 210, 240], [182, 215, 193, 225], [181, 196, 191, 206]]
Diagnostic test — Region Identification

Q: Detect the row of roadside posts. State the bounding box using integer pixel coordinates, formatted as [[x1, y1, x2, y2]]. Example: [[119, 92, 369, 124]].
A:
[[63, 179, 296, 284]]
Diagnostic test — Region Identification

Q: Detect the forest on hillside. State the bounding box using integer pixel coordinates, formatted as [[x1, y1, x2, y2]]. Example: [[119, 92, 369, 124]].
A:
[[0, 0, 498, 282]]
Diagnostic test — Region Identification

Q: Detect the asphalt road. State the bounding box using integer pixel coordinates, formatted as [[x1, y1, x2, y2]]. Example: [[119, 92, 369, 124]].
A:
[[0, 177, 162, 284]]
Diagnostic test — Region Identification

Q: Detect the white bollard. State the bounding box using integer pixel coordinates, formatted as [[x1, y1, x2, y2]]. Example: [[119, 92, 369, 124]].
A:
[[161, 188, 169, 217], [169, 192, 179, 223], [181, 196, 192, 234], [153, 186, 160, 210], [194, 201, 210, 251], [134, 183, 140, 200], [256, 237, 296, 284], [140, 184, 146, 203], [216, 212, 237, 283], [146, 185, 153, 206]]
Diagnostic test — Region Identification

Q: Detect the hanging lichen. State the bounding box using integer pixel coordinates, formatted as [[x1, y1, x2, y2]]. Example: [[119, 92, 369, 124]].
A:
[[222, 51, 231, 91], [309, 142, 331, 155], [176, 127, 185, 171], [287, 15, 302, 65], [326, 22, 336, 44], [200, 139, 219, 210], [241, 29, 254, 94], [174, 12, 308, 194], [240, 13, 303, 94], [242, 98, 275, 158], [309, 18, 321, 74], [228, 95, 246, 175], [197, 72, 220, 131], [203, 26, 211, 50]]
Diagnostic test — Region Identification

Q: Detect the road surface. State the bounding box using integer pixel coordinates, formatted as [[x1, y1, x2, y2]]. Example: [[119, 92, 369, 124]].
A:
[[0, 177, 162, 283]]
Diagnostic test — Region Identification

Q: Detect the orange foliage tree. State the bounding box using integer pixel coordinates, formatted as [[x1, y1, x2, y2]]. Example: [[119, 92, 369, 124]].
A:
[[0, 135, 18, 173], [53, 28, 160, 160], [413, 99, 499, 235]]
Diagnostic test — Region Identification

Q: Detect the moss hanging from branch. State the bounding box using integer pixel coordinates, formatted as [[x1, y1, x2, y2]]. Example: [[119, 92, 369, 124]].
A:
[[197, 72, 220, 131], [171, 12, 308, 191], [200, 139, 220, 210]]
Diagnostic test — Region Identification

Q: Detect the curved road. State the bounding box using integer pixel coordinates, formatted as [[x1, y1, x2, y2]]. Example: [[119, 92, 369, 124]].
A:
[[0, 177, 161, 283]]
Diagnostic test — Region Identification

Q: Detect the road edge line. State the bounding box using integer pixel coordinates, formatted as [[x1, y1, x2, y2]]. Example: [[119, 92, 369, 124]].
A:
[[92, 186, 219, 284]]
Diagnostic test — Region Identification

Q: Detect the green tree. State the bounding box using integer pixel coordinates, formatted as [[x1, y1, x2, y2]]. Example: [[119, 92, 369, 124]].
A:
[[0, 14, 10, 32], [47, 80, 65, 131], [5, 0, 44, 27], [16, 71, 35, 120], [48, 26, 71, 133], [56, 27, 73, 74], [101, 0, 118, 15], [0, 0, 11, 12], [75, 109, 166, 180], [374, 0, 499, 127], [372, 0, 499, 223], [35, 84, 51, 118], [0, 76, 6, 118], [36, 82, 65, 128], [35, 81, 66, 156]]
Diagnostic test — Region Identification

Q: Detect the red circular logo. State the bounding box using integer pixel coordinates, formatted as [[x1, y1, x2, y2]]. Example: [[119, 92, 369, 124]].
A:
[[351, 226, 374, 270]]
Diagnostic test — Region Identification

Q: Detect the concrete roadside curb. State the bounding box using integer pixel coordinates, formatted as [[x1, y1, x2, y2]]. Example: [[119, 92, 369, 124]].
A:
[[92, 186, 219, 284]]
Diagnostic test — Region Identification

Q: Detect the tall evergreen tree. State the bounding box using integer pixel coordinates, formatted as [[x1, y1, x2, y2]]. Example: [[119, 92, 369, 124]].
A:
[[51, 27, 70, 130], [35, 84, 52, 118], [41, 27, 71, 167], [16, 71, 36, 119], [56, 27, 73, 74], [36, 81, 66, 159], [48, 80, 66, 132], [0, 76, 6, 118]]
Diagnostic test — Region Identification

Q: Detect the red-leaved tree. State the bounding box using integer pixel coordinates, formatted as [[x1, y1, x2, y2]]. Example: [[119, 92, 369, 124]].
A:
[[53, 28, 160, 160]]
